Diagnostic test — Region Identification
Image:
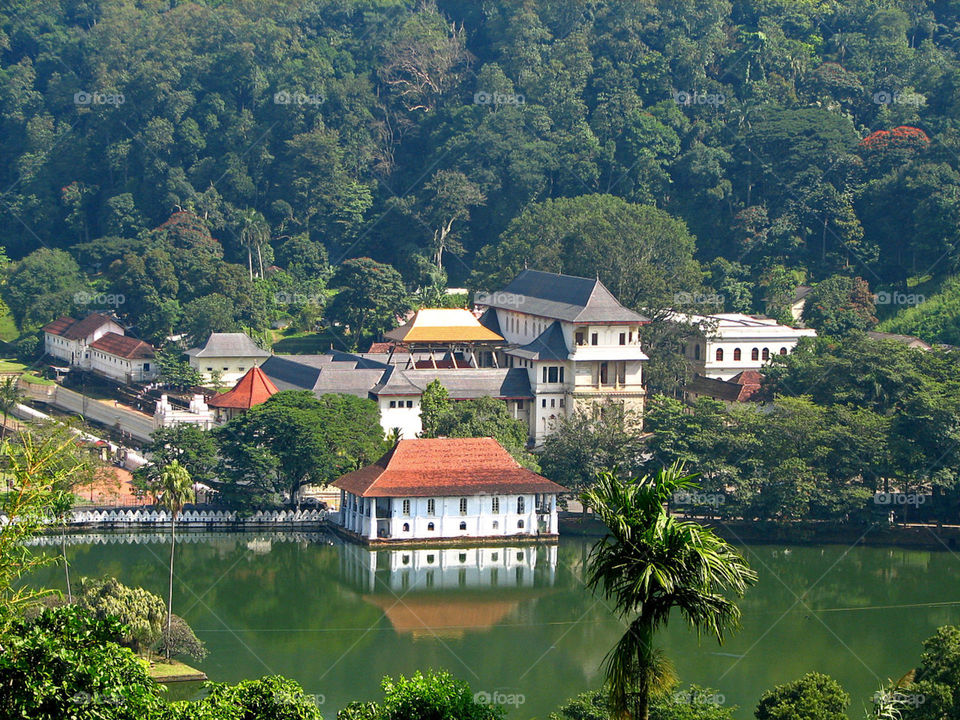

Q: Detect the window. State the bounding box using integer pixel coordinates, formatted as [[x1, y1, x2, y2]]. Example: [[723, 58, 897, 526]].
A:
[[426, 571, 435, 587], [238, 367, 245, 371], [762, 348, 770, 360], [734, 348, 741, 361], [206, 367, 213, 372], [716, 348, 724, 361], [559, 367, 565, 383], [591, 332, 598, 345], [548, 366, 559, 383], [492, 552, 499, 561], [491, 497, 500, 513], [619, 332, 626, 345], [223, 367, 229, 371], [406, 400, 413, 408], [542, 367, 548, 383], [459, 553, 467, 563], [629, 332, 633, 343], [389, 401, 396, 408], [427, 523, 434, 532], [402, 554, 410, 564], [517, 552, 524, 561], [751, 348, 759, 361], [559, 399, 565, 408], [427, 499, 435, 515], [780, 347, 788, 355], [542, 399, 547, 408], [550, 399, 555, 408], [459, 497, 467, 515], [492, 521, 499, 529], [599, 362, 609, 385], [459, 521, 467, 530], [576, 332, 585, 345], [143, 363, 150, 371], [427, 553, 435, 564], [517, 400, 524, 410], [694, 344, 701, 360], [402, 523, 410, 532], [402, 499, 410, 516], [517, 497, 525, 513], [518, 520, 525, 529]]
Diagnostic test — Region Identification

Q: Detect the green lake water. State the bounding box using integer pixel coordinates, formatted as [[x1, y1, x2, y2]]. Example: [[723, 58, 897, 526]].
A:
[[28, 533, 960, 718]]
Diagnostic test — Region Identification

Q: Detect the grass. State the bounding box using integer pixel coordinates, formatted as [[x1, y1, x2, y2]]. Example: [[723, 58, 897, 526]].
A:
[[0, 357, 55, 385], [147, 658, 207, 683], [0, 308, 18, 343], [271, 328, 346, 354]]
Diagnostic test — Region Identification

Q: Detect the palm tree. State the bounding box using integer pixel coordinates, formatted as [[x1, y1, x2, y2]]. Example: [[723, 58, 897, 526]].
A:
[[581, 464, 757, 720], [236, 208, 270, 280], [155, 460, 194, 659], [0, 376, 23, 441]]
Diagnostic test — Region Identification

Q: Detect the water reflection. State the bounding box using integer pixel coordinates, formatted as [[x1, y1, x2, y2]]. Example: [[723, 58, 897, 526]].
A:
[[340, 544, 560, 639]]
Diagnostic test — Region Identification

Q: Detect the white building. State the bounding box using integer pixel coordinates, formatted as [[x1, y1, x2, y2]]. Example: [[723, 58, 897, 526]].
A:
[[88, 333, 158, 383], [673, 313, 817, 381], [475, 269, 649, 443], [153, 394, 216, 430], [186, 332, 272, 385], [43, 313, 125, 369], [333, 437, 565, 544]]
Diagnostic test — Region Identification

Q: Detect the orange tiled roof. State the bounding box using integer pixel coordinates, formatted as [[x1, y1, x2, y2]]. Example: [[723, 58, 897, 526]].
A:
[[334, 437, 566, 498], [89, 332, 154, 360], [207, 366, 279, 409]]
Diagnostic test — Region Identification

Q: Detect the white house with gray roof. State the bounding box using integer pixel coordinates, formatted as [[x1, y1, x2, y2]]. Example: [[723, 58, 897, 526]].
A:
[[186, 332, 272, 385], [475, 269, 649, 442]]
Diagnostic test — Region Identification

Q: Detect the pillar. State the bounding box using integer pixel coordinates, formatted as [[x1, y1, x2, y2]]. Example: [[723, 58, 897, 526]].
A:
[[368, 498, 378, 540]]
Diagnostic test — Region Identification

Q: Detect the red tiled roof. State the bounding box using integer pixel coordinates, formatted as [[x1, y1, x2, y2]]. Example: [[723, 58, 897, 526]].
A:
[[43, 313, 117, 340], [334, 437, 567, 498], [208, 366, 279, 409], [367, 341, 399, 353], [89, 332, 155, 360]]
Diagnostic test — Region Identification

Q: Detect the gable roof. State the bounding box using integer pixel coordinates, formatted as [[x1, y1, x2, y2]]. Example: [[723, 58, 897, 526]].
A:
[[374, 367, 533, 399], [89, 332, 155, 360], [334, 437, 567, 497], [186, 332, 271, 359], [208, 366, 278, 409], [385, 309, 504, 343], [43, 313, 118, 341], [507, 320, 570, 361], [475, 270, 649, 324]]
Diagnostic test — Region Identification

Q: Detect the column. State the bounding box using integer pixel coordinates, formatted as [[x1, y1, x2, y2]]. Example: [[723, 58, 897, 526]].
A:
[[549, 494, 558, 534], [368, 498, 378, 540]]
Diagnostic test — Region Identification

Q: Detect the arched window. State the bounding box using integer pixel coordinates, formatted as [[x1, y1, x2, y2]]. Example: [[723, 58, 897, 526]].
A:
[[402, 523, 410, 532], [715, 348, 724, 361], [427, 522, 435, 531], [751, 348, 759, 361], [459, 521, 467, 531], [517, 497, 525, 513], [733, 348, 741, 361], [517, 520, 525, 529], [762, 348, 770, 360], [779, 347, 788, 355], [694, 344, 701, 360]]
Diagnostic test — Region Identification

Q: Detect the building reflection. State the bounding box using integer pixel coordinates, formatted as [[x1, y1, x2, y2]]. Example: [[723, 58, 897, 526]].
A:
[[340, 544, 560, 638]]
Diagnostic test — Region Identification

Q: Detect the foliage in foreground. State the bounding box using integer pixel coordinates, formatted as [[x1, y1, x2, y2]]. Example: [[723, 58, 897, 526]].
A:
[[337, 670, 504, 720]]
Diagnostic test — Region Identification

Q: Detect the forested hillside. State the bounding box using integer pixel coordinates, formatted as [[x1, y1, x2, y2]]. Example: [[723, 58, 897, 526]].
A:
[[1, 0, 958, 349]]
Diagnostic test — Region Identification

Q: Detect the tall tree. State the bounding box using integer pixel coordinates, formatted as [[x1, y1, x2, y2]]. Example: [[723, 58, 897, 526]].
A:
[[154, 460, 194, 659], [581, 465, 756, 720]]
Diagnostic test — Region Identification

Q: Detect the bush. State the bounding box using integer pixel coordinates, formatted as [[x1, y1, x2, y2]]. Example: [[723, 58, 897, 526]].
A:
[[157, 614, 207, 662]]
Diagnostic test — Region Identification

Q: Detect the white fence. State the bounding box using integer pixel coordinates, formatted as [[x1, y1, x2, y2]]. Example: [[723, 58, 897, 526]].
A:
[[2, 507, 328, 531], [26, 530, 333, 547]]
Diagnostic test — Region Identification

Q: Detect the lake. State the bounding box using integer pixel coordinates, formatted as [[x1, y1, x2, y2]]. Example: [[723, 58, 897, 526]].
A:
[[29, 532, 960, 719]]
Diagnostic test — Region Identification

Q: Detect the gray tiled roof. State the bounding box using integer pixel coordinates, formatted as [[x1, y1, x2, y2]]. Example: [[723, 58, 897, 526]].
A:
[[260, 355, 323, 391], [379, 368, 533, 399], [507, 321, 570, 361], [187, 332, 271, 359], [476, 269, 649, 323]]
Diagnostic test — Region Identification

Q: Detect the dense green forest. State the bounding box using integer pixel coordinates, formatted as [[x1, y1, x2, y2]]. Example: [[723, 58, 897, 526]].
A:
[[2, 0, 959, 349]]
